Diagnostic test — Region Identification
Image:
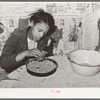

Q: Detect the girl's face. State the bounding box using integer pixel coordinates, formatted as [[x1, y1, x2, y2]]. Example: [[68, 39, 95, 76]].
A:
[[31, 21, 49, 42]]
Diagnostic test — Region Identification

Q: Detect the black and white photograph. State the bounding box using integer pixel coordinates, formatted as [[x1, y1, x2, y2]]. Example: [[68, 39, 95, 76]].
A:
[[0, 1, 100, 98]]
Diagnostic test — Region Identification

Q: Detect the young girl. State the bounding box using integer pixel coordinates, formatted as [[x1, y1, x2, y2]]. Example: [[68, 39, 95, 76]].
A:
[[0, 9, 55, 72]]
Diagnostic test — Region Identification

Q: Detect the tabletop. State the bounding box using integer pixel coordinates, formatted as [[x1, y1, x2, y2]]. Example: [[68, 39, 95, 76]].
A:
[[0, 55, 100, 88]]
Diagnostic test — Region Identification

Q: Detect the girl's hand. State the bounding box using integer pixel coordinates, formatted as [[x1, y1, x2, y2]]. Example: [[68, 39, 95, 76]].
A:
[[25, 49, 47, 61]]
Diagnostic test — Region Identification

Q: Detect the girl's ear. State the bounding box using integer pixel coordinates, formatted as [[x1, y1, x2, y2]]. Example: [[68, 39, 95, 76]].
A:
[[30, 20, 34, 27]]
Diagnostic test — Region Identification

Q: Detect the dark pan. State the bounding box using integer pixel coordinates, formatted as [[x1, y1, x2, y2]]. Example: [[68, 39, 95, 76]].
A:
[[26, 58, 58, 77]]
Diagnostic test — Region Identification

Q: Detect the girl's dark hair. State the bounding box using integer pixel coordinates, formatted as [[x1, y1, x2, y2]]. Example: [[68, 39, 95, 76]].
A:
[[29, 9, 55, 33]]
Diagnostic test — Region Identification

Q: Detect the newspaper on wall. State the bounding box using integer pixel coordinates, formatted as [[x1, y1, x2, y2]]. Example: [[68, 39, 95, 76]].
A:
[[0, 2, 99, 55]]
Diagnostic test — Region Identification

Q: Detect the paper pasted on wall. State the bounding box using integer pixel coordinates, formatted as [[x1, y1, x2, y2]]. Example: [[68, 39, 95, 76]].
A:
[[53, 13, 84, 52], [65, 14, 84, 50], [65, 3, 72, 13], [75, 3, 86, 14], [5, 3, 24, 15], [0, 4, 4, 14], [24, 3, 46, 14], [46, 3, 57, 15], [57, 4, 66, 14], [5, 16, 19, 34], [0, 16, 6, 35], [0, 2, 99, 55], [92, 3, 100, 12], [84, 12, 100, 49]]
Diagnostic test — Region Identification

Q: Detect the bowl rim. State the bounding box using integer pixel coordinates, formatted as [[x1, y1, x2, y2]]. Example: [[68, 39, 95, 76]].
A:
[[70, 61, 100, 67], [70, 49, 100, 53]]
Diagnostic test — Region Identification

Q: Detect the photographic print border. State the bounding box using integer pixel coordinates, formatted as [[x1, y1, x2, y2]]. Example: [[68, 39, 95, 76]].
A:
[[0, 0, 100, 99]]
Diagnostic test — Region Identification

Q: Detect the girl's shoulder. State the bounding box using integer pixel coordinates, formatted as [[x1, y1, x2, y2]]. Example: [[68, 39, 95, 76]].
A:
[[11, 28, 28, 38]]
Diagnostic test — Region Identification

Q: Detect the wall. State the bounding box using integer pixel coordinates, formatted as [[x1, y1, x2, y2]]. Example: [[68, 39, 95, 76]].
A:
[[0, 2, 100, 55]]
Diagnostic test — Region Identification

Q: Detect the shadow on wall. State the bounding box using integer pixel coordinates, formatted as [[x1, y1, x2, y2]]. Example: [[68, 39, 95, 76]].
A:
[[16, 18, 29, 30], [51, 26, 63, 48]]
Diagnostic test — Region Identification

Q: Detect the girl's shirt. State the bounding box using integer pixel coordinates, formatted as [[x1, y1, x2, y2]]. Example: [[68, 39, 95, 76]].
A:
[[27, 37, 37, 49]]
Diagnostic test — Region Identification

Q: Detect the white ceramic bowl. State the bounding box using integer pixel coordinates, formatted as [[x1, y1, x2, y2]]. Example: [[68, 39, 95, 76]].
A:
[[69, 50, 100, 76]]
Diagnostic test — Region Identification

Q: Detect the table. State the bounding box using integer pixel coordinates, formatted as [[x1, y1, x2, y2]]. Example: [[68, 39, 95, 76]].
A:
[[0, 55, 100, 88]]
